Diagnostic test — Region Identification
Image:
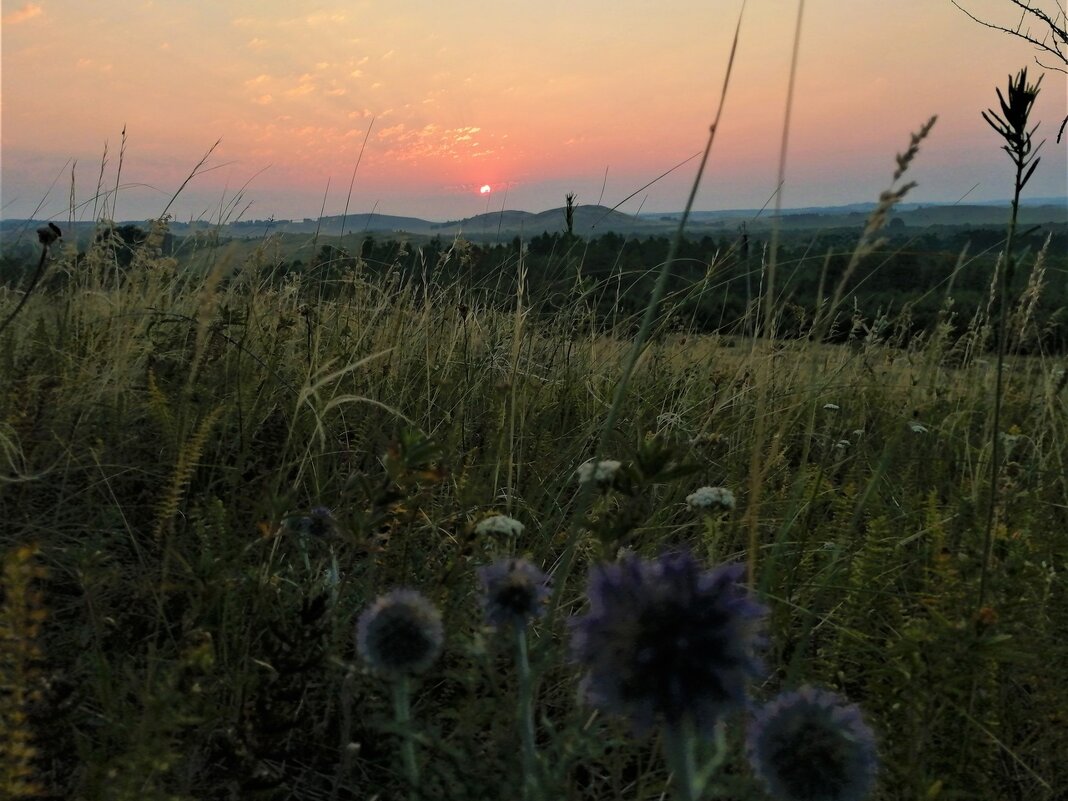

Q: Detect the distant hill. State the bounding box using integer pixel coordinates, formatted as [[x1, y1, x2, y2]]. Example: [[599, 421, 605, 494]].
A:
[[317, 204, 643, 237], [3, 198, 1065, 245]]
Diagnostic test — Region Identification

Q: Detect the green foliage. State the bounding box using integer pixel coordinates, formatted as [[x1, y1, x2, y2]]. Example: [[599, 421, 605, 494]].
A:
[[0, 545, 48, 799]]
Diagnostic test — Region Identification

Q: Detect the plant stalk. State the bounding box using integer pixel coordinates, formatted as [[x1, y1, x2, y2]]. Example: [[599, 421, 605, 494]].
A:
[[394, 677, 419, 796], [516, 626, 539, 798], [663, 720, 700, 801]]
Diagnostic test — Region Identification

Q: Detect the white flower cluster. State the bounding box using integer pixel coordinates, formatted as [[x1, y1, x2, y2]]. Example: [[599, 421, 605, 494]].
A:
[[474, 514, 525, 538], [575, 459, 622, 486], [686, 486, 736, 512]]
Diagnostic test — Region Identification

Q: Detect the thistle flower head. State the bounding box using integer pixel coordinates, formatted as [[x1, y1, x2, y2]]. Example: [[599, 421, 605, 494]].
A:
[[304, 506, 338, 538], [356, 590, 443, 676], [575, 458, 622, 487], [569, 551, 766, 735], [477, 558, 551, 630], [686, 485, 735, 512], [37, 222, 62, 246], [474, 514, 525, 539], [747, 686, 878, 801]]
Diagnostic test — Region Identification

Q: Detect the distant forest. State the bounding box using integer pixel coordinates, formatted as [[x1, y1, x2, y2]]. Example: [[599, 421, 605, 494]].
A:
[[3, 220, 1066, 351], [281, 224, 1068, 352]]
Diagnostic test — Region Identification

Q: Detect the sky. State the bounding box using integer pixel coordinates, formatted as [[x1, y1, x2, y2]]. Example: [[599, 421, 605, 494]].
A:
[[2, 0, 1066, 223]]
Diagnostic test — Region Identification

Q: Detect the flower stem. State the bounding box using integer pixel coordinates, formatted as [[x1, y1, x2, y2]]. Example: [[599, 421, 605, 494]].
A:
[[516, 625, 539, 799], [393, 677, 419, 796], [663, 720, 700, 801], [696, 721, 728, 792]]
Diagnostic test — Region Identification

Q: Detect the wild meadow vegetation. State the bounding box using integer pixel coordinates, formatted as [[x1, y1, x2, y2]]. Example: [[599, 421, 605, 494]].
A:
[[2, 69, 1067, 800]]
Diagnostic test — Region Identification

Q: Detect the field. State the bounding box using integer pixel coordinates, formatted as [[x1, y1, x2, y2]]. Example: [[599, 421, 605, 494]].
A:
[[1, 182, 1066, 801]]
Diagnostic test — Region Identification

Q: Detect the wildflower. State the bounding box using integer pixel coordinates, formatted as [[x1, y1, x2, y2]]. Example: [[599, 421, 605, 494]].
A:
[[37, 222, 62, 246], [570, 551, 766, 734], [823, 403, 840, 412], [304, 506, 339, 538], [477, 558, 551, 630], [474, 514, 525, 539], [909, 421, 928, 434], [835, 440, 851, 450], [747, 686, 878, 801], [575, 458, 622, 486], [686, 485, 736, 512], [356, 590, 443, 676]]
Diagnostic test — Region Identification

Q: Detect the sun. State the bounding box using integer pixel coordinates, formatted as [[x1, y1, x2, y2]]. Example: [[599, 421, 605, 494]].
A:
[[479, 184, 492, 194]]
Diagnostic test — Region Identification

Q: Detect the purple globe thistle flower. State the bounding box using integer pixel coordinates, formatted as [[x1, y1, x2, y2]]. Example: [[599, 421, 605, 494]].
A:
[[305, 506, 339, 538], [747, 686, 878, 801], [477, 558, 551, 630], [569, 551, 766, 735], [356, 590, 443, 676]]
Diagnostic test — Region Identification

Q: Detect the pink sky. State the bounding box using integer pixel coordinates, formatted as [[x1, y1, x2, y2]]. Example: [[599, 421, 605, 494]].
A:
[[2, 0, 1066, 222]]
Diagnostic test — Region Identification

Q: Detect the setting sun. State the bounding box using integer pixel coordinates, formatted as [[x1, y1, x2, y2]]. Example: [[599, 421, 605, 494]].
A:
[[480, 184, 492, 194]]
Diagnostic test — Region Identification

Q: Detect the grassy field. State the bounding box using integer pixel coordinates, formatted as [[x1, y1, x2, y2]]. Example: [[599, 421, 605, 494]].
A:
[[1, 198, 1065, 801]]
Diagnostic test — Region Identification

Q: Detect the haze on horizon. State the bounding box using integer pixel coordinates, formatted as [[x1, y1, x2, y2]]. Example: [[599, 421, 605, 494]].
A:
[[2, 0, 1066, 224]]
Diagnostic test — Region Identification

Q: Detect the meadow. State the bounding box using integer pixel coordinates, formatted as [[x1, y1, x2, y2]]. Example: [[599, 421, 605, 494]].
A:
[[2, 81, 1067, 801]]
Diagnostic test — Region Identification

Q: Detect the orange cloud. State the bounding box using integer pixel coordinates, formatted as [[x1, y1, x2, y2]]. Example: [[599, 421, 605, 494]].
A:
[[3, 3, 43, 24]]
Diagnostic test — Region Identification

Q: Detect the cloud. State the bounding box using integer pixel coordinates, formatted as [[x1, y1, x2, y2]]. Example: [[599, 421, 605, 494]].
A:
[[377, 123, 407, 140], [3, 3, 43, 24], [75, 57, 113, 73], [373, 123, 498, 164], [304, 11, 346, 26]]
